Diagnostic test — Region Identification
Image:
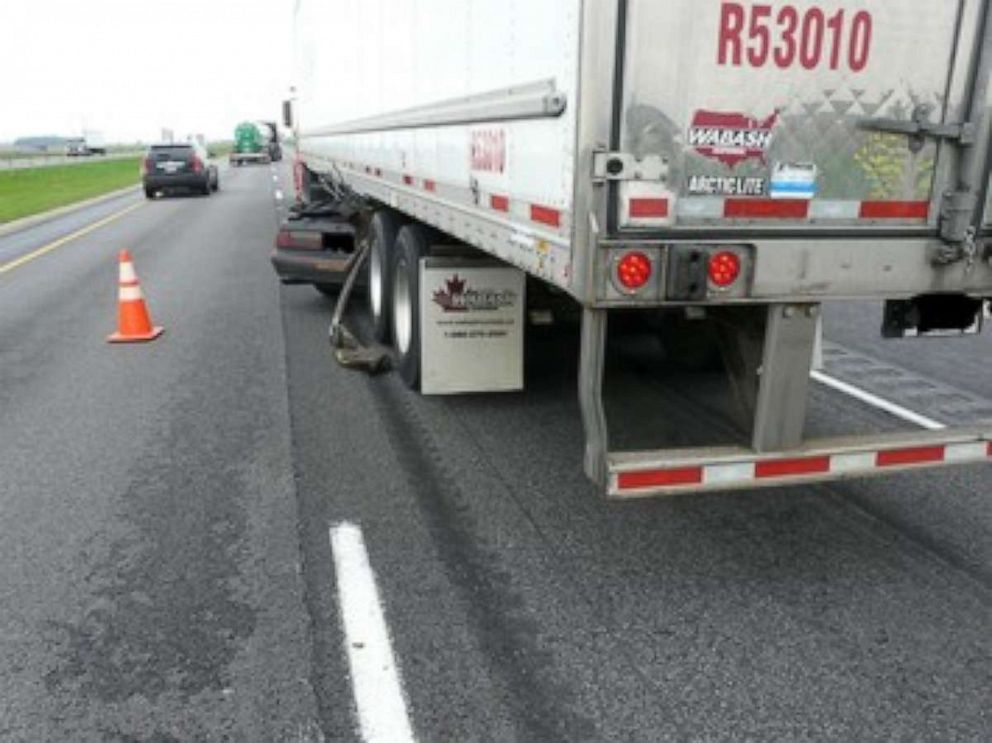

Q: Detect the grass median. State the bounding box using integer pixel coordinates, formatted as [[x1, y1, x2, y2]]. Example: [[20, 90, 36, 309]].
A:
[[0, 158, 140, 224]]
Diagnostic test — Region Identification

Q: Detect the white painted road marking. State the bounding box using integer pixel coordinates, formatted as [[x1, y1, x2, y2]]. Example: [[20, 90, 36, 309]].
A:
[[812, 370, 946, 431], [0, 201, 145, 276], [330, 523, 416, 743], [274, 189, 284, 201]]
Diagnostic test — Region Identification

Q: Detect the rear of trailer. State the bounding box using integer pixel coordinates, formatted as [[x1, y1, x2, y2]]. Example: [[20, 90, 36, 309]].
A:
[[290, 0, 992, 496]]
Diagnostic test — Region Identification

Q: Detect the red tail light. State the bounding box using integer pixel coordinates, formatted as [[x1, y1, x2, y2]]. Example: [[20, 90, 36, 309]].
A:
[[141, 156, 154, 175], [615, 251, 652, 292], [707, 251, 741, 287], [275, 228, 323, 250], [191, 155, 203, 173]]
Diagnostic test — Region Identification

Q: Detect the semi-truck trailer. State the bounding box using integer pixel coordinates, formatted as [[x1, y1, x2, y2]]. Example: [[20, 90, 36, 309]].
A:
[[230, 121, 282, 165], [287, 0, 992, 497], [65, 130, 106, 156]]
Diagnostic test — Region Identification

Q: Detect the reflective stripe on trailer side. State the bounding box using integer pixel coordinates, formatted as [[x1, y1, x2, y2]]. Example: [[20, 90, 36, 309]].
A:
[[608, 429, 992, 497]]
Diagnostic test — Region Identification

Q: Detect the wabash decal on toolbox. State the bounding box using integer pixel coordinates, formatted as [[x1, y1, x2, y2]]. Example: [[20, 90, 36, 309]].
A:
[[687, 175, 765, 196], [432, 274, 517, 313], [687, 110, 778, 168]]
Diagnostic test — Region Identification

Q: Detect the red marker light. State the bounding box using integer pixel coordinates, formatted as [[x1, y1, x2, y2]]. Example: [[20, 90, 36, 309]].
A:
[[616, 251, 652, 291], [708, 251, 741, 287]]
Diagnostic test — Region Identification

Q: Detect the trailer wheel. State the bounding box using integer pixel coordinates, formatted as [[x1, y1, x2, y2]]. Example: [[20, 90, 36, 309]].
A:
[[367, 211, 402, 342], [391, 224, 429, 390]]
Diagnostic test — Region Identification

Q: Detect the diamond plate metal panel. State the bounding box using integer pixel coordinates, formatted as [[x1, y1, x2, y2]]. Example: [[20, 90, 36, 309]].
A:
[[621, 0, 966, 225]]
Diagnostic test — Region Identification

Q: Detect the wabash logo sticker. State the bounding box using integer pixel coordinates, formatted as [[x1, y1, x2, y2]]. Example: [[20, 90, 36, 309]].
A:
[[687, 109, 779, 168], [433, 274, 517, 313]]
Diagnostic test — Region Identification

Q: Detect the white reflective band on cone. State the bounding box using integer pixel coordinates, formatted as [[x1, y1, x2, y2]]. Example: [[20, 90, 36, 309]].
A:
[[119, 286, 144, 301], [119, 262, 137, 283]]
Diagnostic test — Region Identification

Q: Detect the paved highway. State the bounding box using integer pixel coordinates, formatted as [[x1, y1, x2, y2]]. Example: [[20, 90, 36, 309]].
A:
[[0, 163, 988, 740]]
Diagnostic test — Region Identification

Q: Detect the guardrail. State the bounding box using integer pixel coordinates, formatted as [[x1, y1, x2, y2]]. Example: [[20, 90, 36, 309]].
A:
[[0, 151, 144, 171]]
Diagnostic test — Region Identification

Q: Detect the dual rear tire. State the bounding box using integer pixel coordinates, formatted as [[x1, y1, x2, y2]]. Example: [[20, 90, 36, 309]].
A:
[[366, 211, 428, 389]]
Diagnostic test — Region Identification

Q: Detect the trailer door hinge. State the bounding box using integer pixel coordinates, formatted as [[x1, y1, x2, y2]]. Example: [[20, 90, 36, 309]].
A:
[[859, 104, 974, 154], [592, 151, 669, 183]]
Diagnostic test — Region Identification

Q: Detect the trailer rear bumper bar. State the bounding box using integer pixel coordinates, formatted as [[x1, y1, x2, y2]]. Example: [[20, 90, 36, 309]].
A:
[[230, 152, 271, 164], [607, 427, 992, 498]]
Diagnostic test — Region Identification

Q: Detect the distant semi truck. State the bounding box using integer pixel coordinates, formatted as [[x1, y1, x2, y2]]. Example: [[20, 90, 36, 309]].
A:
[[229, 121, 282, 165], [65, 130, 106, 156]]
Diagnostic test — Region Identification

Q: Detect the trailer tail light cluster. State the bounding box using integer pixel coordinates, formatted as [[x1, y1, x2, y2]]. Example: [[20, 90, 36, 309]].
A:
[[666, 244, 752, 301], [615, 251, 653, 292], [707, 251, 741, 287]]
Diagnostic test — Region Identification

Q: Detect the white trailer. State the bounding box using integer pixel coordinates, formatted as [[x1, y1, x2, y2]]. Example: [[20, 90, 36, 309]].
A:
[[67, 130, 106, 156], [288, 0, 992, 497], [82, 129, 106, 155]]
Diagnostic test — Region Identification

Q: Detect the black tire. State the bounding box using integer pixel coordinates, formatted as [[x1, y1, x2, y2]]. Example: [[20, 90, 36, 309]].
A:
[[366, 211, 402, 342], [211, 168, 219, 191], [201, 178, 211, 196], [391, 224, 429, 390], [144, 187, 155, 199]]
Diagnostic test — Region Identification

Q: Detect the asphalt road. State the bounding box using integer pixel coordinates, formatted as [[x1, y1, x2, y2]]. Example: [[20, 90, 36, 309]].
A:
[[0, 163, 989, 741]]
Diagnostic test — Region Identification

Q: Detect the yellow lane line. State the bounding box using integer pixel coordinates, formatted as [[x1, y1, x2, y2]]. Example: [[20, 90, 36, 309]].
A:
[[0, 201, 146, 276]]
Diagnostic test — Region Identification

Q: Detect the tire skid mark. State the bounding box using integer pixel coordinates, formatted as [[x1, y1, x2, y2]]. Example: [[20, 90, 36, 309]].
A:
[[367, 373, 596, 743]]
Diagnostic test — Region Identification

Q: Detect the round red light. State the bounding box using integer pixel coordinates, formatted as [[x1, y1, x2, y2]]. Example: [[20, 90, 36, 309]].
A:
[[616, 251, 652, 291], [707, 251, 741, 287]]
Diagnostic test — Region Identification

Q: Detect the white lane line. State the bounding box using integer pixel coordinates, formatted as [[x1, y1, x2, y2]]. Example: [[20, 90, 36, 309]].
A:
[[272, 174, 279, 182], [811, 370, 946, 431], [330, 523, 416, 743], [274, 189, 284, 201]]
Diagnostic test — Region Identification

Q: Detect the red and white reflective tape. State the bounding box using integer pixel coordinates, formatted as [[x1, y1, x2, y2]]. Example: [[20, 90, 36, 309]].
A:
[[530, 204, 561, 228], [611, 439, 992, 496], [674, 198, 930, 221], [338, 161, 564, 231], [490, 194, 510, 212], [628, 197, 670, 219]]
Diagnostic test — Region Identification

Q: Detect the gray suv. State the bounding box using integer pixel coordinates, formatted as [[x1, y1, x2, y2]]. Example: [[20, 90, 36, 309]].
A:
[[142, 142, 219, 198]]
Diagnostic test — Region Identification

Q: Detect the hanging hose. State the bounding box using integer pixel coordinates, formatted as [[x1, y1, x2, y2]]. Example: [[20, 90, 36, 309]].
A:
[[328, 238, 392, 374]]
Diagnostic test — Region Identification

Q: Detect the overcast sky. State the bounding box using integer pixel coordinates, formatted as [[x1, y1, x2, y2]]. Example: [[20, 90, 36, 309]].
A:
[[0, 0, 294, 144]]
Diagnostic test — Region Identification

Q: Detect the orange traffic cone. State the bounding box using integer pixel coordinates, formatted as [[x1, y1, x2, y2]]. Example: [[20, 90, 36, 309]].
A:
[[107, 250, 164, 343]]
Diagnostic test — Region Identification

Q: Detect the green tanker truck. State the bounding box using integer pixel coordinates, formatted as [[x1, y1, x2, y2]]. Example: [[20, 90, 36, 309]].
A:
[[229, 121, 282, 166]]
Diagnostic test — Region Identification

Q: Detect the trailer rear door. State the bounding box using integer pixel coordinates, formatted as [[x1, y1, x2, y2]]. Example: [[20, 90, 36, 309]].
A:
[[618, 0, 983, 231]]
